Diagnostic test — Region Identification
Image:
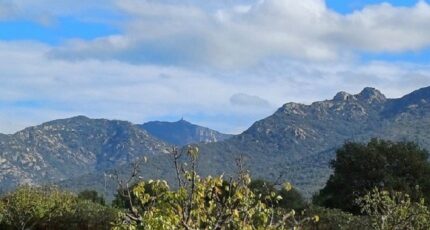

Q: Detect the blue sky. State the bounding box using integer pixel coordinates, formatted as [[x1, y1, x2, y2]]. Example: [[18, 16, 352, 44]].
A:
[[2, 1, 427, 44], [0, 18, 119, 44], [326, 0, 423, 13], [1, 0, 430, 134]]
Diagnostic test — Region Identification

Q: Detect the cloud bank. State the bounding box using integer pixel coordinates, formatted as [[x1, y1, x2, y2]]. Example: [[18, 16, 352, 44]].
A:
[[0, 0, 430, 134], [48, 0, 430, 67]]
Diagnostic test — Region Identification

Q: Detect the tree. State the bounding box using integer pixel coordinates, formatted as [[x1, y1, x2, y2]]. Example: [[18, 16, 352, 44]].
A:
[[112, 146, 319, 229], [314, 138, 430, 214]]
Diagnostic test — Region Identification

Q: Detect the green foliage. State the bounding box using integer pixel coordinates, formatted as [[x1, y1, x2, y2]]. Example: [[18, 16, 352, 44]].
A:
[[0, 201, 5, 226], [314, 138, 430, 214], [113, 176, 318, 229], [113, 147, 319, 229], [0, 186, 117, 230], [63, 200, 117, 229], [10, 138, 430, 229], [250, 179, 306, 211], [303, 206, 370, 230], [1, 186, 75, 230], [357, 188, 430, 230], [112, 189, 134, 210], [78, 190, 106, 205]]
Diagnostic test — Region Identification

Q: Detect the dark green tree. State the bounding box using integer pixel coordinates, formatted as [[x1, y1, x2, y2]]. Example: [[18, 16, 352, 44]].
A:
[[314, 138, 430, 214]]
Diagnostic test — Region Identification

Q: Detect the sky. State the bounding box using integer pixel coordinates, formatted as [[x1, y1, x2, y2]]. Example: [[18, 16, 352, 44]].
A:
[[1, 0, 430, 134]]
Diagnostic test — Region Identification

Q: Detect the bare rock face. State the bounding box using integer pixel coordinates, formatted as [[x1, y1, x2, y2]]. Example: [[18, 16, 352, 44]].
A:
[[333, 91, 355, 101], [357, 87, 386, 103]]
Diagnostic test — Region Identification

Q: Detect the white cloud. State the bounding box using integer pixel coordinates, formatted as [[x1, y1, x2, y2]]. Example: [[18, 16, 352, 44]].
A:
[[1, 1, 430, 134], [2, 40, 430, 134], [230, 93, 271, 107], [0, 41, 276, 134], [46, 0, 430, 68]]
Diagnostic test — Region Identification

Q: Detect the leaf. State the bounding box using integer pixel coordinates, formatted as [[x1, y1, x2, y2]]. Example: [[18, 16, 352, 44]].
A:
[[283, 182, 292, 192]]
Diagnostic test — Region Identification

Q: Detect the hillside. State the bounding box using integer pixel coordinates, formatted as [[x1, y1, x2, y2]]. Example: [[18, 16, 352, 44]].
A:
[[195, 87, 430, 197], [62, 86, 430, 199], [0, 116, 171, 191], [141, 119, 232, 146]]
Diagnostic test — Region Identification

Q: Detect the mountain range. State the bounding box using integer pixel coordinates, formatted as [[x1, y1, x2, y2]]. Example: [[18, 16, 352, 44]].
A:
[[195, 87, 430, 196], [2, 86, 430, 199]]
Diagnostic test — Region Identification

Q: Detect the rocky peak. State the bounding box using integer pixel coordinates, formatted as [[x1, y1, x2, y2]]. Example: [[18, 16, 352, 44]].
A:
[[356, 87, 386, 103], [333, 91, 355, 101], [282, 102, 302, 109], [278, 102, 306, 116], [176, 118, 192, 125]]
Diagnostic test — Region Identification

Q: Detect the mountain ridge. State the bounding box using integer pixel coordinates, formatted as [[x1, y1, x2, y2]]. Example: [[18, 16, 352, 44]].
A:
[[194, 86, 430, 197], [2, 86, 430, 199], [0, 115, 172, 191], [140, 119, 232, 146]]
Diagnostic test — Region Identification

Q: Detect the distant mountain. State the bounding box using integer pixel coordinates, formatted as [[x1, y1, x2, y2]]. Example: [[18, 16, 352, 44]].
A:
[[3, 86, 430, 200], [140, 119, 232, 146], [194, 86, 430, 197], [0, 116, 171, 191]]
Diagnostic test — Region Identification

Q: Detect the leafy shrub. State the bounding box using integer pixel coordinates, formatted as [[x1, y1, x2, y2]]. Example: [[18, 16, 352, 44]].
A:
[[112, 146, 319, 229], [357, 188, 430, 230]]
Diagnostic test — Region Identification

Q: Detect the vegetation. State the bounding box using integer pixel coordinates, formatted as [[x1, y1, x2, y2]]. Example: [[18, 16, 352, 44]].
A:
[[112, 147, 319, 229], [0, 186, 116, 230], [249, 179, 306, 211], [314, 138, 430, 214], [358, 188, 430, 230], [78, 190, 106, 205], [303, 206, 369, 230], [1, 139, 430, 229]]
